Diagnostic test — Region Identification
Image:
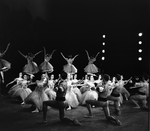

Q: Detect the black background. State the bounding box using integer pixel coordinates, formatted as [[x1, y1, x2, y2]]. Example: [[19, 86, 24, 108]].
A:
[[0, 0, 149, 85]]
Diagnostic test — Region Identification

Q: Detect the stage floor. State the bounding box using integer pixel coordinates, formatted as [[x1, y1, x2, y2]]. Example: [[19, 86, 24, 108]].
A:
[[0, 95, 149, 131]]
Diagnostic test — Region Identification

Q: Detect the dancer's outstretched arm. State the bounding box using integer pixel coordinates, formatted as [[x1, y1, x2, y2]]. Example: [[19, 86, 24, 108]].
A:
[[18, 50, 27, 58], [85, 50, 90, 60], [72, 54, 79, 61], [43, 47, 46, 56], [2, 43, 10, 56], [50, 49, 56, 57], [34, 50, 42, 57], [6, 79, 17, 87], [60, 52, 68, 61], [95, 52, 100, 59]]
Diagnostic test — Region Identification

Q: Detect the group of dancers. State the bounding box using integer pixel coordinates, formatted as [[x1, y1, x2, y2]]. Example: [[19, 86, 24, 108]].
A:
[[0, 43, 149, 126]]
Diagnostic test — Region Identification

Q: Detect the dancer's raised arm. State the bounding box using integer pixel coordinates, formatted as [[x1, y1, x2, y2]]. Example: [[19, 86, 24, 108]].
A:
[[61, 52, 68, 61], [43, 47, 46, 56], [50, 50, 56, 57], [95, 52, 100, 59], [34, 50, 42, 57], [18, 50, 27, 58], [85, 50, 90, 60], [2, 43, 10, 55], [72, 54, 79, 61]]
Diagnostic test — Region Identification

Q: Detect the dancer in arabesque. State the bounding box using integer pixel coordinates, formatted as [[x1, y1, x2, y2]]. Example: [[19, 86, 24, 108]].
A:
[[0, 43, 11, 96]]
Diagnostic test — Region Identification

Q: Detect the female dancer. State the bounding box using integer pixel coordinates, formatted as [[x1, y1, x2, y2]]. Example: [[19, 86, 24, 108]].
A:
[[107, 74, 130, 115], [24, 73, 49, 113], [39, 47, 55, 73], [80, 75, 98, 105], [0, 43, 11, 96], [7, 72, 24, 96], [71, 74, 82, 103], [84, 74, 122, 126], [60, 52, 79, 75], [10, 74, 32, 104], [65, 74, 79, 110], [44, 74, 56, 100], [42, 77, 82, 126], [84, 50, 100, 75], [18, 50, 42, 75]]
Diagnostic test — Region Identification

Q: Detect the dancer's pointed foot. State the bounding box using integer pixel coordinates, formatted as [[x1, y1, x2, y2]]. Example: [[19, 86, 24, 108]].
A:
[[84, 115, 94, 118], [32, 108, 39, 113], [73, 119, 82, 126]]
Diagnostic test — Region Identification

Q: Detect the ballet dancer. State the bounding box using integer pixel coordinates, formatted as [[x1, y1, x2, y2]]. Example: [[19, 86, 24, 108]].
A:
[[39, 47, 56, 74], [84, 50, 100, 75], [18, 50, 42, 75], [0, 43, 11, 96]]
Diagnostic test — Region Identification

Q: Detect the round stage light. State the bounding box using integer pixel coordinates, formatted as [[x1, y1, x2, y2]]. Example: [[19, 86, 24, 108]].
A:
[[102, 35, 106, 38], [138, 33, 143, 37], [102, 57, 105, 60], [138, 49, 142, 53], [102, 42, 105, 45], [102, 50, 105, 53], [138, 41, 142, 44], [138, 57, 142, 61]]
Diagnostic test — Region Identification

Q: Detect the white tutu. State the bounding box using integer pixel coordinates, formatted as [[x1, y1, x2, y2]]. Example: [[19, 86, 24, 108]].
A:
[[72, 87, 82, 103], [65, 88, 79, 108], [25, 90, 49, 110], [80, 90, 98, 105], [45, 88, 56, 100]]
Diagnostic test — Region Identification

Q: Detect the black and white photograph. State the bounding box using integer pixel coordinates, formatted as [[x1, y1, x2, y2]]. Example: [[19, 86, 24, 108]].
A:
[[0, 0, 149, 131]]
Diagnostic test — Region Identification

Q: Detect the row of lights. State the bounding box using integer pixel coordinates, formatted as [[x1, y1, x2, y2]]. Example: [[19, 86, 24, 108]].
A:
[[101, 33, 143, 61], [138, 32, 143, 61], [102, 35, 105, 60]]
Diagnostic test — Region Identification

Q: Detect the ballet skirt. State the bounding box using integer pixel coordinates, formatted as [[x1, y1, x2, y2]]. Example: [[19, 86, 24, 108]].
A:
[[24, 81, 49, 110], [23, 57, 39, 74], [63, 58, 77, 74], [11, 80, 32, 101], [84, 58, 98, 74], [39, 58, 54, 73], [0, 58, 11, 72], [63, 63, 77, 74]]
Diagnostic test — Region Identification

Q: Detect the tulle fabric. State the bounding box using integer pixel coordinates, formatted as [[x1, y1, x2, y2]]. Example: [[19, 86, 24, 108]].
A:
[[84, 64, 98, 74], [44, 88, 56, 100], [25, 90, 49, 110], [12, 87, 32, 101], [23, 61, 39, 74], [80, 90, 98, 105], [39, 61, 53, 73], [63, 64, 77, 74], [65, 86, 79, 108], [0, 59, 11, 71]]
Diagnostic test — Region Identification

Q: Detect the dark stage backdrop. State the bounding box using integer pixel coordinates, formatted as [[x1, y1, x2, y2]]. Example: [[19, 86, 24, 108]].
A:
[[0, 0, 149, 90]]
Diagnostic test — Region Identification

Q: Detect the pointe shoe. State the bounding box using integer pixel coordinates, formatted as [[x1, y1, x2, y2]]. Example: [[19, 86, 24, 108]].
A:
[[32, 109, 39, 113], [73, 119, 82, 126], [84, 115, 94, 118], [66, 106, 71, 111], [21, 101, 25, 105]]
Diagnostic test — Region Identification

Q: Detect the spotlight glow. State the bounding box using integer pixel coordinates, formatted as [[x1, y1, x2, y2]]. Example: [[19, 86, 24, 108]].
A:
[[102, 50, 105, 53], [138, 41, 142, 44], [138, 49, 142, 53], [138, 57, 142, 61], [102, 35, 106, 38], [102, 42, 105, 45], [102, 57, 105, 60], [138, 33, 143, 37]]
